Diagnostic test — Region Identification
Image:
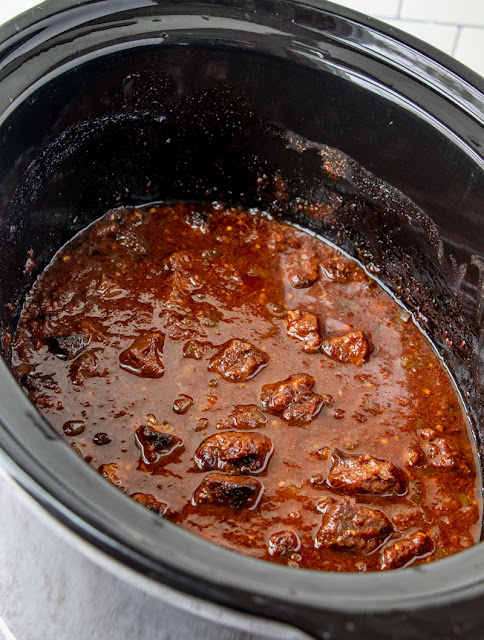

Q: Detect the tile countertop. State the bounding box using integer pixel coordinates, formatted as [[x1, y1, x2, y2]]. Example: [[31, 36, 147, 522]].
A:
[[0, 0, 483, 78]]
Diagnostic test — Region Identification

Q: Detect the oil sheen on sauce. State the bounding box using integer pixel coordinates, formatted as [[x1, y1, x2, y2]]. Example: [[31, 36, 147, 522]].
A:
[[11, 202, 482, 572]]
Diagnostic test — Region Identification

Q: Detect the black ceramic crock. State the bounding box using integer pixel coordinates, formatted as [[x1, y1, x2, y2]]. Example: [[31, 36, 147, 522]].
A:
[[0, 1, 483, 638]]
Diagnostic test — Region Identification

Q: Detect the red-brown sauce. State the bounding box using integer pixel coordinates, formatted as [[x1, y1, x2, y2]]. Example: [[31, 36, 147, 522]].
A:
[[11, 202, 481, 571]]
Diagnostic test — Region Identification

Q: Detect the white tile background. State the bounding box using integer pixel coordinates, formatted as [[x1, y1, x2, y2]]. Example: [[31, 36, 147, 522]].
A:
[[0, 0, 483, 79], [334, 0, 484, 77]]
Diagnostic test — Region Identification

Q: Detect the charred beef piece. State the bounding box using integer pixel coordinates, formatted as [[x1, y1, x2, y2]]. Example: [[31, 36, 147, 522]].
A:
[[208, 338, 268, 382], [192, 473, 263, 509], [381, 531, 433, 570], [285, 247, 319, 288], [69, 349, 107, 385], [131, 492, 168, 516], [321, 330, 372, 366], [48, 333, 91, 360], [268, 530, 300, 558], [315, 497, 392, 552], [285, 309, 322, 353], [119, 331, 165, 378], [227, 404, 267, 429], [135, 425, 183, 465], [327, 450, 406, 496], [195, 431, 273, 474], [260, 373, 324, 425]]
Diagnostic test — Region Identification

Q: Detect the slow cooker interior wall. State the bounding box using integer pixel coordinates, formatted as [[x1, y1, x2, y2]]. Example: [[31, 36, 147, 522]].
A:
[[0, 44, 482, 466]]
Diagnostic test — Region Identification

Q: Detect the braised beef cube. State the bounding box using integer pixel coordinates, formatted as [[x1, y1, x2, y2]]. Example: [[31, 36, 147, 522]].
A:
[[135, 425, 183, 464], [285, 247, 319, 288], [406, 445, 426, 468], [261, 373, 315, 412], [327, 450, 406, 496], [283, 394, 323, 425], [268, 530, 300, 558], [285, 309, 322, 353], [164, 249, 195, 273], [424, 437, 470, 474], [260, 374, 324, 425], [315, 497, 392, 552], [381, 531, 433, 570], [228, 404, 267, 429], [192, 473, 263, 509], [98, 463, 125, 491], [49, 333, 91, 360], [131, 492, 168, 516], [208, 339, 268, 382], [183, 339, 211, 359], [173, 394, 194, 415], [119, 331, 165, 378], [321, 331, 372, 366], [69, 349, 107, 385], [322, 256, 366, 283], [195, 431, 273, 474]]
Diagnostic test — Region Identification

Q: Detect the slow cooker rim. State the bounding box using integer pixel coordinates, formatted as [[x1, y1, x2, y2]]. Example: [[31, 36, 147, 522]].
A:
[[0, 0, 483, 632]]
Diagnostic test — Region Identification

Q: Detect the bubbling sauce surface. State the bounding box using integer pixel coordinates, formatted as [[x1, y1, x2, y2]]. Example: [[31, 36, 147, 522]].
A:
[[11, 202, 481, 571]]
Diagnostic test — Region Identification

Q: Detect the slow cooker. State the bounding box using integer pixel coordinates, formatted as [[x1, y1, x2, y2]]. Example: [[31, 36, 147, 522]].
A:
[[0, 1, 483, 638]]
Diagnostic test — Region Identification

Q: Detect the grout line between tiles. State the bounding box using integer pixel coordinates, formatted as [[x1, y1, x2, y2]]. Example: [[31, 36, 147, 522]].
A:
[[373, 16, 484, 29], [451, 25, 462, 57], [397, 0, 403, 19]]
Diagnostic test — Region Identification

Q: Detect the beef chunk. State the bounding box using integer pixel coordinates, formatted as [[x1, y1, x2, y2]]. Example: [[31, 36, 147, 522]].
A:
[[381, 531, 433, 570], [327, 450, 406, 496], [131, 492, 168, 516], [315, 497, 392, 552], [183, 339, 211, 359], [285, 309, 322, 353], [268, 530, 300, 558], [260, 373, 324, 425], [227, 404, 267, 429], [322, 256, 366, 283], [164, 249, 195, 273], [135, 425, 183, 464], [98, 463, 125, 491], [69, 349, 107, 385], [423, 436, 470, 474], [173, 394, 194, 415], [49, 333, 91, 360], [195, 431, 273, 474], [208, 339, 268, 382], [321, 331, 372, 366], [285, 247, 319, 288], [119, 331, 165, 378], [406, 445, 426, 468], [192, 473, 263, 509]]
